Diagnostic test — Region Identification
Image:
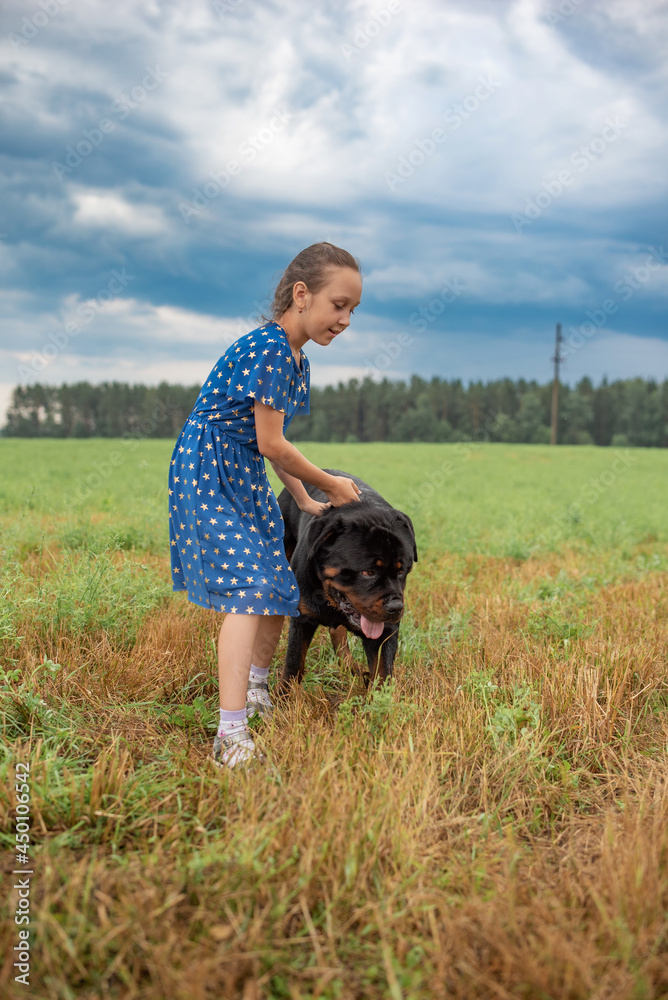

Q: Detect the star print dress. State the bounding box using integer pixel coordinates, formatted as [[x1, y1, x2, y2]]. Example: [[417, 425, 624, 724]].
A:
[[168, 321, 310, 616]]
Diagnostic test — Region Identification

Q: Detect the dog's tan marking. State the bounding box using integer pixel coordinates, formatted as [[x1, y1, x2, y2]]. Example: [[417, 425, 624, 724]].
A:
[[331, 584, 389, 622], [322, 579, 343, 610], [322, 566, 340, 579], [323, 580, 391, 627], [396, 560, 402, 570], [375, 559, 384, 567], [326, 581, 363, 613], [329, 625, 358, 675]]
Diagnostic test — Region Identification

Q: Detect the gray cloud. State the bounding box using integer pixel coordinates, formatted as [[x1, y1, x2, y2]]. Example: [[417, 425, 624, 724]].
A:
[[0, 0, 666, 422]]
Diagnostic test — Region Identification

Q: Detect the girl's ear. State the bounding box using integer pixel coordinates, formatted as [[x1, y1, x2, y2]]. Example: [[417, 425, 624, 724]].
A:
[[292, 280, 308, 311]]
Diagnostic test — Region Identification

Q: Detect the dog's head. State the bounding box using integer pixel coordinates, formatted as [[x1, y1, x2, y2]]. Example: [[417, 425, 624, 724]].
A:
[[305, 503, 417, 638]]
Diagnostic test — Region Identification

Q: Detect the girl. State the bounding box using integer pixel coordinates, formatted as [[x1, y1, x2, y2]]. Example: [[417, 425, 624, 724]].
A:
[[169, 242, 363, 768]]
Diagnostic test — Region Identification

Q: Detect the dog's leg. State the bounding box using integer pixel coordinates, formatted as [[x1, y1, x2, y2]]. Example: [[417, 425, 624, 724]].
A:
[[361, 638, 379, 687], [378, 627, 399, 681], [329, 625, 359, 676], [362, 627, 399, 685], [279, 615, 318, 694]]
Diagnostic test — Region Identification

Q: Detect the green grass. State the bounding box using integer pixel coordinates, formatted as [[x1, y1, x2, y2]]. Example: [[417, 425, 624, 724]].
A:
[[1, 438, 665, 558], [0, 439, 667, 1000]]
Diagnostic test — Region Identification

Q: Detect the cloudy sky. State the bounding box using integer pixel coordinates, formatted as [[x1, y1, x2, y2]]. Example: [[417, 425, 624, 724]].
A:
[[1, 0, 667, 422]]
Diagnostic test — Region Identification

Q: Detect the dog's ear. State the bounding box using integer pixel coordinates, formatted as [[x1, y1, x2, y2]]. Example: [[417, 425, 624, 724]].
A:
[[305, 511, 345, 562], [394, 512, 418, 563]]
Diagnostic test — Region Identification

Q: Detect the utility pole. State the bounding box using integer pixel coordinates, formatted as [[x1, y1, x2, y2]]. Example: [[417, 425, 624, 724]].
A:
[[550, 323, 563, 445]]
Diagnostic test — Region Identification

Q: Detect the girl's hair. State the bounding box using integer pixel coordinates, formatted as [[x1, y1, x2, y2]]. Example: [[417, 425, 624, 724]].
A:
[[269, 242, 361, 319]]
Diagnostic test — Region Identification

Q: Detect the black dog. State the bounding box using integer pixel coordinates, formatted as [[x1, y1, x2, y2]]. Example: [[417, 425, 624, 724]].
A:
[[277, 470, 417, 691]]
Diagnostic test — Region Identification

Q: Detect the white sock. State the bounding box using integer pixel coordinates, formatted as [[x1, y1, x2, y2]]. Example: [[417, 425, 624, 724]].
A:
[[218, 706, 247, 738], [249, 663, 269, 683]]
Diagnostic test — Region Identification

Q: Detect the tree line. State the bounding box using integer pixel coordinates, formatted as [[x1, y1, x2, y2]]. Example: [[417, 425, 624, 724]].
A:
[[2, 376, 666, 447]]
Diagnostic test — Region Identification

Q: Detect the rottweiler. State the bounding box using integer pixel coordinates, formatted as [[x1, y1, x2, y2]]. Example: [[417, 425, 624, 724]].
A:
[[277, 470, 417, 691]]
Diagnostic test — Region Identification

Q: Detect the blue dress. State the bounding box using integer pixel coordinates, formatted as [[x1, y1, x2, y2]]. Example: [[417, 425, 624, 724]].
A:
[[168, 321, 310, 616]]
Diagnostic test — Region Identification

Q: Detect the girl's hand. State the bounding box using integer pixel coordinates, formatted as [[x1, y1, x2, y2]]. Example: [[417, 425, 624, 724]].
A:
[[298, 496, 332, 517], [325, 475, 362, 507]]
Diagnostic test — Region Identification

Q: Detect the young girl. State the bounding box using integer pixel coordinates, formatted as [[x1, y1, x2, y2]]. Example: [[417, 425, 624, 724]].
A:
[[169, 242, 363, 768]]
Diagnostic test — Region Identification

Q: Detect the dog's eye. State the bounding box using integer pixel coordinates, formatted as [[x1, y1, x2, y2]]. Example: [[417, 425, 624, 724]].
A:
[[361, 570, 375, 577]]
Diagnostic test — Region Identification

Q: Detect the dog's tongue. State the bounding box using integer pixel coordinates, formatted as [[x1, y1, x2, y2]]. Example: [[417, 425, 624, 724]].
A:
[[360, 615, 384, 639]]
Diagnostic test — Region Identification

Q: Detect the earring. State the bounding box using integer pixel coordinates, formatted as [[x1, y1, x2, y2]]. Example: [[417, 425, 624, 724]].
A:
[[299, 308, 303, 313]]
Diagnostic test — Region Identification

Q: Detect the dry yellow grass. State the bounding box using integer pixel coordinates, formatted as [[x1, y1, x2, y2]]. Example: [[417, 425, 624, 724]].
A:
[[2, 543, 667, 999]]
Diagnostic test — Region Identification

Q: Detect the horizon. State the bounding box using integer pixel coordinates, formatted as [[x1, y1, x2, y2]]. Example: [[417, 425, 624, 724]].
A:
[[4, 365, 667, 397]]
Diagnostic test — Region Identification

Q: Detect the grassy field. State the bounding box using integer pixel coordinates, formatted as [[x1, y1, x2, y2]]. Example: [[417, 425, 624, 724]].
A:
[[0, 439, 667, 1000]]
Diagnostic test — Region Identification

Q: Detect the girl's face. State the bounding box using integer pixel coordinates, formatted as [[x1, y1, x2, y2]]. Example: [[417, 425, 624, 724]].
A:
[[298, 267, 363, 347]]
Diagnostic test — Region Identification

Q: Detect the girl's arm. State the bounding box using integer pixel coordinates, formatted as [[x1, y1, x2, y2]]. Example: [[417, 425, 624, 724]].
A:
[[270, 461, 330, 516], [255, 402, 361, 507]]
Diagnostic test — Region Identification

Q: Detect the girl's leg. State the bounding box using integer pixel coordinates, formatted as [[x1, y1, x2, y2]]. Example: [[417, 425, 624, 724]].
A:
[[217, 613, 263, 710], [251, 615, 284, 669], [214, 614, 284, 767], [214, 614, 265, 769], [246, 615, 284, 719]]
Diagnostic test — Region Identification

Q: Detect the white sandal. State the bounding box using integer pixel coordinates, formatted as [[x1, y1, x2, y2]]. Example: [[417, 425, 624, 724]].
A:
[[246, 678, 273, 719], [212, 725, 263, 769]]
